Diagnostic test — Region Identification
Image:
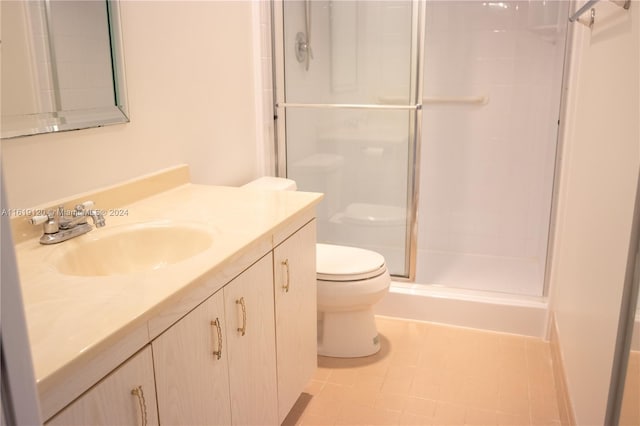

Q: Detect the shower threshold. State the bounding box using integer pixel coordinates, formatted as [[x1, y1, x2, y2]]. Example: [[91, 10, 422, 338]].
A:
[[374, 282, 549, 338]]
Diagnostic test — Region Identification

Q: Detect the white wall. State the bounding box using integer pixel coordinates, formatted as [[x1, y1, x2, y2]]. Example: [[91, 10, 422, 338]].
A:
[[1, 1, 260, 209], [549, 1, 640, 424]]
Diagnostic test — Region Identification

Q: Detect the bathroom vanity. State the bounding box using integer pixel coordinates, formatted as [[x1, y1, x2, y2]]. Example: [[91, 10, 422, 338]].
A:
[[11, 165, 322, 424]]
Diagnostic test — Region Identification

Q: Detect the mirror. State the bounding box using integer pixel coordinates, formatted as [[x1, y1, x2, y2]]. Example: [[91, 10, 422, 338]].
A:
[[0, 0, 128, 139]]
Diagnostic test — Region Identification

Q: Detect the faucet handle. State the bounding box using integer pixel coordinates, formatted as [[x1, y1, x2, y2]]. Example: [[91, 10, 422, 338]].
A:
[[30, 215, 50, 225], [30, 211, 59, 234], [74, 201, 94, 213]]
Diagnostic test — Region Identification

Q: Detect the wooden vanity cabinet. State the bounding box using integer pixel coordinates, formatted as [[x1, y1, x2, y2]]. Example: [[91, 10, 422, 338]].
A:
[[45, 220, 317, 426], [273, 221, 318, 423], [223, 254, 279, 425], [46, 346, 158, 426], [153, 254, 278, 426], [152, 290, 232, 425]]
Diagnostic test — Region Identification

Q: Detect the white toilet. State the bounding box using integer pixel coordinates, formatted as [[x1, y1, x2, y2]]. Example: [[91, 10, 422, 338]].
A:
[[243, 177, 391, 357]]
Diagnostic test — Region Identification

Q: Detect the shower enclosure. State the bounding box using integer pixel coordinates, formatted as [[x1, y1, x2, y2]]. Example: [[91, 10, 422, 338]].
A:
[[274, 0, 569, 297]]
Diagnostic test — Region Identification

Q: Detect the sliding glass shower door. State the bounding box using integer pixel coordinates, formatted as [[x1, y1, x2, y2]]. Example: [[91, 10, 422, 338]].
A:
[[275, 0, 423, 278]]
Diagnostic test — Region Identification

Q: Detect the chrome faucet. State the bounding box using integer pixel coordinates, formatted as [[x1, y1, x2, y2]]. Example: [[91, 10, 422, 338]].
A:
[[30, 201, 106, 245]]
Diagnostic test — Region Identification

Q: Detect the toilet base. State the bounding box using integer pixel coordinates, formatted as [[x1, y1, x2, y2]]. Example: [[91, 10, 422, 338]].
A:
[[317, 308, 380, 358]]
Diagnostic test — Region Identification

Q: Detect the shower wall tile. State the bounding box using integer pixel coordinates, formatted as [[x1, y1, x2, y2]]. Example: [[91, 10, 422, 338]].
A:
[[419, 1, 568, 295]]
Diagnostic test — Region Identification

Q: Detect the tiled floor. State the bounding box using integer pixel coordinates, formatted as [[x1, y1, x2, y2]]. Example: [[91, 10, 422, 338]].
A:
[[620, 350, 640, 426], [284, 316, 561, 426]]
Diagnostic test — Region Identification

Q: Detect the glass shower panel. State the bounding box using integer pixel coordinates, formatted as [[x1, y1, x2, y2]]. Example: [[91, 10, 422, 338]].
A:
[[417, 1, 569, 295], [286, 108, 411, 275], [283, 1, 414, 104], [281, 0, 418, 277]]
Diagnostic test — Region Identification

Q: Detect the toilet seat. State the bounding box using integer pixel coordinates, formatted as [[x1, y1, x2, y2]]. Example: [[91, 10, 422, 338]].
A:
[[316, 243, 387, 281]]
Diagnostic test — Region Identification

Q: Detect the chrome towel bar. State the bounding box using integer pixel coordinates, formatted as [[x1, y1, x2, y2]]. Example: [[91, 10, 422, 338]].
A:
[[423, 96, 488, 105], [277, 97, 488, 110], [569, 0, 631, 28], [277, 103, 420, 110]]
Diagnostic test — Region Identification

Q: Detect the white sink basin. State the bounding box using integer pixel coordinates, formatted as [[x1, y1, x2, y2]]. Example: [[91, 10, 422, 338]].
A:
[[56, 222, 214, 277]]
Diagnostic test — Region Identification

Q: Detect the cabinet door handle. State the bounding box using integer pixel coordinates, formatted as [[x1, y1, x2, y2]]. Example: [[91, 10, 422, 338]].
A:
[[210, 318, 223, 360], [236, 297, 247, 336], [131, 386, 148, 426], [282, 259, 290, 293]]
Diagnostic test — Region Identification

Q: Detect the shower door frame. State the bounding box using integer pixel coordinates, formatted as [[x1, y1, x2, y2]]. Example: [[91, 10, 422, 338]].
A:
[[271, 0, 426, 280]]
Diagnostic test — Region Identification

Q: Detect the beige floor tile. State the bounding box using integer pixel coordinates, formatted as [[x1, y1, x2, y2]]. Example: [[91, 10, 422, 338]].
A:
[[529, 395, 560, 424], [497, 392, 530, 417], [291, 317, 560, 426], [458, 378, 499, 410], [437, 374, 465, 403], [398, 410, 434, 425], [387, 364, 420, 380], [409, 375, 440, 400], [414, 365, 447, 385], [404, 396, 437, 418], [354, 372, 386, 391], [528, 372, 556, 401], [497, 412, 530, 425], [338, 386, 380, 408], [304, 391, 344, 419], [327, 368, 360, 386], [500, 372, 529, 401], [468, 358, 501, 383], [432, 401, 466, 426], [381, 375, 414, 395], [314, 367, 332, 382], [417, 348, 448, 370], [335, 403, 402, 426], [375, 391, 409, 412], [619, 352, 640, 426], [355, 358, 392, 377], [391, 349, 422, 367], [300, 414, 337, 426], [305, 380, 326, 396], [465, 407, 499, 425]]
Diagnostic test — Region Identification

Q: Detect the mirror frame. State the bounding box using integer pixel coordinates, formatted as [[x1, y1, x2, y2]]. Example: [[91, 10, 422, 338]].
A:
[[1, 0, 129, 139]]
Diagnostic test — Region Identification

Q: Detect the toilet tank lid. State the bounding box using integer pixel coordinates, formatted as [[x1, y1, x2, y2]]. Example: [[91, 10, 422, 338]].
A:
[[316, 243, 386, 279], [242, 176, 297, 191]]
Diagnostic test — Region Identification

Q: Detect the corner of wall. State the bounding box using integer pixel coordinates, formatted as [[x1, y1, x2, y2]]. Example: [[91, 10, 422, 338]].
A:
[[252, 0, 276, 178], [549, 314, 577, 426]]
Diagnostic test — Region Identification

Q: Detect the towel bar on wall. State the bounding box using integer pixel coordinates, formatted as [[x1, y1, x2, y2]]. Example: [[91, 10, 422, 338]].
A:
[[422, 96, 488, 105], [277, 103, 420, 110], [569, 0, 631, 28]]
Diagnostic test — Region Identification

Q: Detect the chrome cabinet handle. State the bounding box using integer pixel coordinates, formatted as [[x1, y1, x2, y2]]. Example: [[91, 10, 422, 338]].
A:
[[131, 386, 148, 426], [210, 318, 223, 360], [282, 259, 290, 293], [236, 297, 247, 336]]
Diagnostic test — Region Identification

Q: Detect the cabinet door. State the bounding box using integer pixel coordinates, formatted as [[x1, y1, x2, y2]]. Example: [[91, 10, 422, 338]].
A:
[[224, 254, 278, 425], [46, 346, 158, 426], [273, 221, 318, 423], [152, 291, 232, 426]]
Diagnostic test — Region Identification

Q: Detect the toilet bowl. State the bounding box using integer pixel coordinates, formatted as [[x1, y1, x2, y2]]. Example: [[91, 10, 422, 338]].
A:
[[316, 243, 390, 357], [242, 177, 391, 358]]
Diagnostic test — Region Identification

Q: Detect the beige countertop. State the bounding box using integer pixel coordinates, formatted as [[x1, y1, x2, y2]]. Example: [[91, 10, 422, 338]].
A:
[[12, 172, 322, 419]]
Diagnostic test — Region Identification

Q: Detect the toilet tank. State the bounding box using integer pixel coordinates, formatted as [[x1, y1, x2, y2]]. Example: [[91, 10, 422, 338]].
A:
[[289, 154, 344, 219]]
